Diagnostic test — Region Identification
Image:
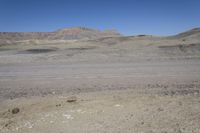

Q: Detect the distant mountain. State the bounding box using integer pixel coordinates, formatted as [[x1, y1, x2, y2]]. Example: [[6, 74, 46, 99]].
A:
[[1, 27, 200, 41], [0, 27, 121, 41], [171, 28, 200, 39]]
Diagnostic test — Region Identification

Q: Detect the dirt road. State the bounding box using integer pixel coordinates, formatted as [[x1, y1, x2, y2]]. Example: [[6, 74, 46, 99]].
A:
[[0, 59, 200, 101]]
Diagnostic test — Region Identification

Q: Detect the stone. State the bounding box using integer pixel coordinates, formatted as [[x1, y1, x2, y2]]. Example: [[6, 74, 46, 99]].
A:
[[12, 107, 20, 114], [67, 96, 77, 103]]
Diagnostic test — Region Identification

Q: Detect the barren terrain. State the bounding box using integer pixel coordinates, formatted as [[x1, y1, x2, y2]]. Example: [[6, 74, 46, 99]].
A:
[[0, 28, 200, 133]]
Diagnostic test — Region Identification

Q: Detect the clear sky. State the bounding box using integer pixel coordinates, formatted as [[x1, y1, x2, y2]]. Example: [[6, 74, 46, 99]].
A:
[[0, 0, 200, 35]]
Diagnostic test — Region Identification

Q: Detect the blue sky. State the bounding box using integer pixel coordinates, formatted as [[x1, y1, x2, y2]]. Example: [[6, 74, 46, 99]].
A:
[[0, 0, 200, 35]]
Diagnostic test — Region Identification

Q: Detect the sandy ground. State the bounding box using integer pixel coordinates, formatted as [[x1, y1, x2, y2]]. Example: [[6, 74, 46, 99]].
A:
[[0, 89, 200, 133], [0, 60, 200, 100], [0, 37, 200, 132]]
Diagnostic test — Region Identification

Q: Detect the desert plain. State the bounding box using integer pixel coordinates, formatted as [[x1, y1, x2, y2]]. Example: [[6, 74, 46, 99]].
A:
[[0, 27, 200, 133]]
